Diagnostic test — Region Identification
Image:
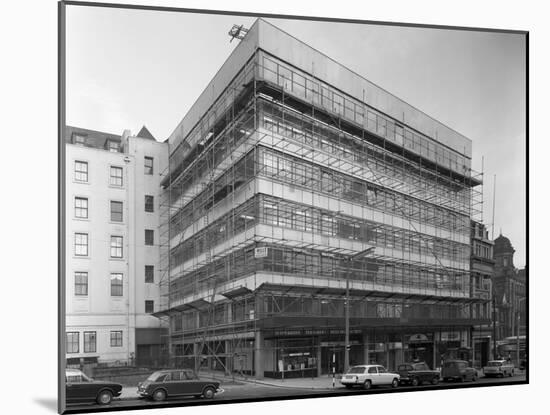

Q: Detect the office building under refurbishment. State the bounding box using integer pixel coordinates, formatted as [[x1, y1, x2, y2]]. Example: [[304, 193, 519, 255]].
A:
[[155, 19, 487, 378]]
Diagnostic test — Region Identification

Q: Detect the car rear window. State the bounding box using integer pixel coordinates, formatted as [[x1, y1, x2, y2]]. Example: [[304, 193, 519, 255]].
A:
[[348, 367, 366, 374]]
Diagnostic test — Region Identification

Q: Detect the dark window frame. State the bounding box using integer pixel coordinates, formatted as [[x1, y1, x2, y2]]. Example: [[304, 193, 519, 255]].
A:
[[145, 195, 154, 212], [144, 156, 154, 175], [110, 273, 123, 296], [74, 160, 88, 182], [74, 232, 88, 256], [66, 332, 79, 354], [83, 331, 96, 353], [145, 229, 154, 246], [145, 300, 154, 313], [145, 265, 154, 283], [74, 271, 88, 296], [110, 331, 123, 347], [110, 200, 123, 222]]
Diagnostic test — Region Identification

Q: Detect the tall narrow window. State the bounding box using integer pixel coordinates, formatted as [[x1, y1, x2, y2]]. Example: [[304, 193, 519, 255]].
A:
[[145, 229, 154, 246], [110, 273, 123, 296], [66, 332, 79, 353], [145, 300, 154, 313], [74, 161, 88, 182], [145, 195, 154, 212], [74, 197, 88, 219], [110, 201, 123, 222], [73, 134, 86, 145], [110, 236, 123, 258], [74, 233, 88, 256], [144, 156, 154, 175], [74, 272, 88, 296], [145, 265, 154, 283], [110, 331, 123, 347], [110, 166, 123, 186], [83, 331, 96, 353]]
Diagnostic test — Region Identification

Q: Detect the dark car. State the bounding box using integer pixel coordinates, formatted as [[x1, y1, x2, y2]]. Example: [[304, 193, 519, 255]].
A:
[[66, 369, 122, 405], [441, 360, 477, 382], [397, 362, 440, 386], [138, 369, 221, 401]]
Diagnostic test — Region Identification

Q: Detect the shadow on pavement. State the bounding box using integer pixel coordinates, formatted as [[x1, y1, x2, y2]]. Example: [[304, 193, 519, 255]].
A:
[[34, 398, 57, 413]]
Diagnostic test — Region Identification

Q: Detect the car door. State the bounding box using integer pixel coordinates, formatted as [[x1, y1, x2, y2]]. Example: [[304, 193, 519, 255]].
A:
[[366, 366, 378, 384], [183, 370, 203, 395], [377, 366, 391, 384], [164, 371, 181, 396], [66, 372, 93, 402]]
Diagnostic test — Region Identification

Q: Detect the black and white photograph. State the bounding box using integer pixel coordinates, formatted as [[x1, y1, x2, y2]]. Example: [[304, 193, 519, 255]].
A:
[[57, 2, 529, 413], [4, 0, 536, 414]]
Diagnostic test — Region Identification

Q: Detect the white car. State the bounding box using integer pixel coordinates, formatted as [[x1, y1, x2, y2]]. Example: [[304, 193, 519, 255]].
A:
[[340, 365, 400, 389], [483, 360, 515, 377]]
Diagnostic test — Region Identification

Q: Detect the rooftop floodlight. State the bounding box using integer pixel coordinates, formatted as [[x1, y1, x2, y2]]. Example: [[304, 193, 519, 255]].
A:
[[228, 24, 249, 42]]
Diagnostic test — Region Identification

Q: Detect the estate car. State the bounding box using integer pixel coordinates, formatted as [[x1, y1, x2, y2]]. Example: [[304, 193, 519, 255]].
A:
[[441, 360, 477, 382], [483, 360, 515, 377]]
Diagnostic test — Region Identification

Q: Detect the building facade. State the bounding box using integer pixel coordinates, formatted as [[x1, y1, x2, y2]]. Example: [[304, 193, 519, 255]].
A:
[[470, 221, 494, 367], [65, 126, 168, 368], [493, 234, 526, 343], [157, 19, 488, 378]]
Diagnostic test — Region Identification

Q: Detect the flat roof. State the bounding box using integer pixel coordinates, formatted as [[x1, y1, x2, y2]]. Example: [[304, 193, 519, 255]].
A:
[[168, 19, 472, 158]]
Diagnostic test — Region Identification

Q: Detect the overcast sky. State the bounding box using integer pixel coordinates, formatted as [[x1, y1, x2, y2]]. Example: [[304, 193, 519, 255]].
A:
[[65, 5, 526, 267]]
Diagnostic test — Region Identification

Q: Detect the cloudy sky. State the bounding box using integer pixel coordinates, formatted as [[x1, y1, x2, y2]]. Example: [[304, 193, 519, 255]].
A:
[[65, 5, 526, 266]]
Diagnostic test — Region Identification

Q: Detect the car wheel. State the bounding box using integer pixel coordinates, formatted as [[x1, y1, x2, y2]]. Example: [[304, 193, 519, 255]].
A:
[[363, 380, 372, 390], [202, 386, 216, 399], [96, 390, 113, 405], [391, 378, 399, 388], [153, 389, 167, 402], [431, 377, 439, 385], [411, 377, 419, 387]]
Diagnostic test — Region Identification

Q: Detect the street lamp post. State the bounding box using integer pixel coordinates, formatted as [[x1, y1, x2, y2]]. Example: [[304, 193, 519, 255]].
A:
[[516, 297, 526, 368], [344, 247, 375, 374]]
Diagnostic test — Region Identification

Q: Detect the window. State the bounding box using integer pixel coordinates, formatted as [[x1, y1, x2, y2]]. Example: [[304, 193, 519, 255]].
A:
[[110, 331, 123, 347], [145, 229, 154, 246], [110, 166, 123, 186], [66, 332, 79, 353], [83, 331, 96, 353], [75, 161, 88, 182], [74, 272, 88, 296], [145, 195, 154, 212], [110, 236, 123, 258], [73, 134, 86, 145], [110, 273, 123, 296], [74, 233, 88, 256], [110, 201, 123, 222], [145, 300, 154, 313], [74, 197, 88, 219], [144, 156, 154, 175], [107, 140, 119, 152], [145, 265, 154, 283]]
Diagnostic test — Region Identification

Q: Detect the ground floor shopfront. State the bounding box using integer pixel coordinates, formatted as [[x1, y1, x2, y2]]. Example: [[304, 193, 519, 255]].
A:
[[180, 322, 480, 378]]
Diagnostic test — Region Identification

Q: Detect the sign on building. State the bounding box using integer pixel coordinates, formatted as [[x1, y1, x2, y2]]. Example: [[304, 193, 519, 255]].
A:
[[254, 247, 268, 258]]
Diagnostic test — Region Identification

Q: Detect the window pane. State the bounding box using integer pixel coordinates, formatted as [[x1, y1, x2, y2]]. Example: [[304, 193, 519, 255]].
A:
[[145, 265, 154, 283], [110, 331, 123, 347], [144, 157, 154, 175], [110, 236, 123, 258], [110, 166, 123, 186], [145, 195, 154, 212], [66, 332, 79, 353], [84, 331, 96, 353], [110, 201, 123, 222], [110, 273, 123, 296], [75, 272, 88, 296], [75, 197, 88, 218], [145, 300, 154, 313], [145, 229, 154, 246], [75, 161, 88, 182], [75, 233, 88, 256]]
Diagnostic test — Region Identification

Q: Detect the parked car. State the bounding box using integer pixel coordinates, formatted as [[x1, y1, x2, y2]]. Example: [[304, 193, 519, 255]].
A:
[[138, 369, 221, 401], [483, 360, 515, 378], [397, 362, 440, 386], [340, 365, 400, 389], [441, 360, 477, 382], [65, 369, 122, 405]]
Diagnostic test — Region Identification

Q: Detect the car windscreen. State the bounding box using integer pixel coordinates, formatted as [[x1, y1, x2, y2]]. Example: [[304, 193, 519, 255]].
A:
[[147, 372, 165, 381], [487, 361, 503, 367], [348, 367, 366, 374]]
